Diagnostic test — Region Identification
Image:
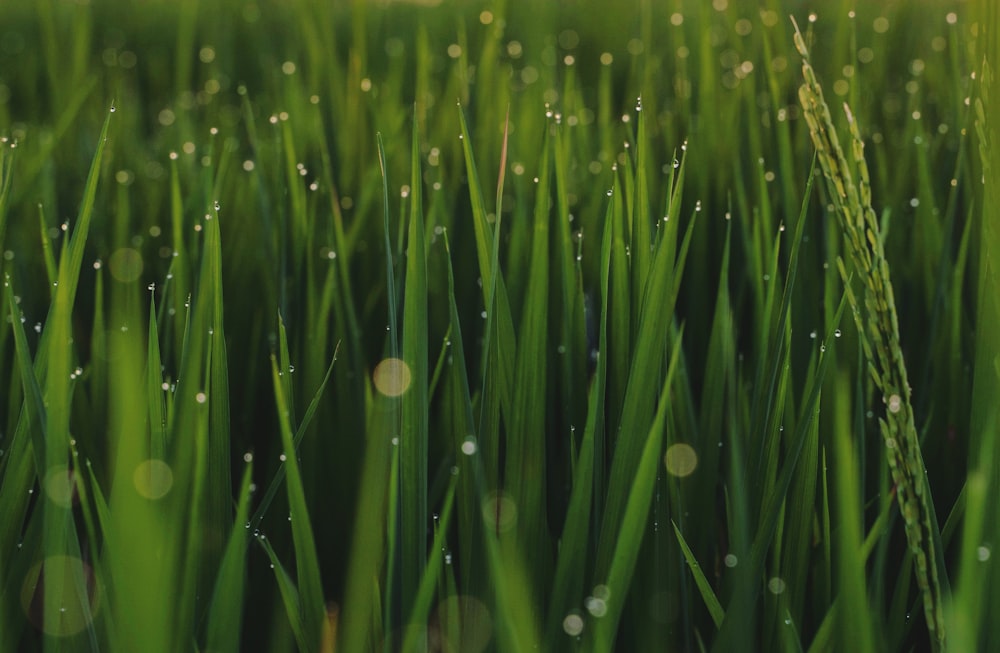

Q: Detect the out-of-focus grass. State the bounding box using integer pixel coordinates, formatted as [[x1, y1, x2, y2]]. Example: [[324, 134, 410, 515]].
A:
[[0, 0, 995, 651]]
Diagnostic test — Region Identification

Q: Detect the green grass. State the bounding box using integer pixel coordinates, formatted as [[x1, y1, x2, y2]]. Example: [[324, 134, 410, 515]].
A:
[[0, 0, 997, 651]]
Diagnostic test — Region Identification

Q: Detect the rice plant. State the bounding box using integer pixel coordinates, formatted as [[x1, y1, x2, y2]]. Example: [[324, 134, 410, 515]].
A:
[[0, 1, 996, 651]]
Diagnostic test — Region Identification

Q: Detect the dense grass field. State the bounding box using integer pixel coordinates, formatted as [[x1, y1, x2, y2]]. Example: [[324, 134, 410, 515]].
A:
[[0, 0, 998, 651]]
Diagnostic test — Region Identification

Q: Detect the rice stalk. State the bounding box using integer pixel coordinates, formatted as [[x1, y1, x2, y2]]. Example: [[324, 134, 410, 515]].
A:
[[792, 18, 948, 650]]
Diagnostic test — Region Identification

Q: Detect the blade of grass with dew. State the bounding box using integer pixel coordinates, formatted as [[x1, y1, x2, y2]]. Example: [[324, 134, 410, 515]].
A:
[[544, 173, 613, 649], [630, 97, 652, 320], [52, 104, 113, 305], [673, 519, 725, 628], [102, 270, 174, 652], [794, 21, 947, 647], [376, 128, 405, 645], [441, 229, 540, 653], [37, 205, 57, 293], [714, 296, 848, 651], [384, 426, 400, 649], [204, 462, 254, 653], [440, 229, 487, 618], [748, 161, 817, 513], [272, 353, 326, 652], [400, 116, 429, 625], [551, 122, 587, 435], [30, 103, 113, 653], [457, 104, 516, 472], [338, 392, 394, 652], [0, 291, 50, 652], [183, 196, 233, 620], [504, 124, 552, 601], [248, 345, 338, 530], [166, 157, 191, 359], [147, 297, 167, 460], [258, 535, 309, 653], [595, 196, 698, 581], [831, 371, 878, 653], [690, 220, 734, 559], [0, 142, 13, 255], [401, 475, 457, 653], [606, 175, 630, 437], [5, 289, 47, 472], [589, 334, 683, 652], [779, 373, 821, 635], [277, 313, 296, 429]]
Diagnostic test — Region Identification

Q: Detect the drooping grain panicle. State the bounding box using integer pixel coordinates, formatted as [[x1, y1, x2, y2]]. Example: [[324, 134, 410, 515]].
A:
[[792, 17, 947, 650]]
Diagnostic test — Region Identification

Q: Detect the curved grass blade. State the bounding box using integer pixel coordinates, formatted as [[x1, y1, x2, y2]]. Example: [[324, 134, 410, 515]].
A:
[[457, 104, 516, 443], [544, 174, 614, 648], [673, 520, 725, 628], [595, 200, 698, 580], [258, 535, 309, 653], [589, 333, 684, 651], [249, 346, 339, 530], [271, 353, 326, 653], [401, 476, 457, 653], [505, 126, 552, 600], [714, 294, 849, 651], [400, 116, 430, 623], [204, 462, 254, 653]]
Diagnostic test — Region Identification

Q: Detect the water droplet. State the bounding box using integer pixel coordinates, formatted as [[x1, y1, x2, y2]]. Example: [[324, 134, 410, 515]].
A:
[[214, 200, 221, 211], [834, 329, 842, 337], [109, 104, 116, 113]]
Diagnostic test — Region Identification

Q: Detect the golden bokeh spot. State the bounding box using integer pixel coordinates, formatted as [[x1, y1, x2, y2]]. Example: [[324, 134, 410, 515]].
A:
[[20, 556, 100, 637], [481, 491, 518, 534], [664, 443, 698, 478], [108, 248, 143, 282], [133, 459, 174, 499], [433, 595, 492, 653], [373, 358, 412, 397], [44, 464, 76, 508]]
